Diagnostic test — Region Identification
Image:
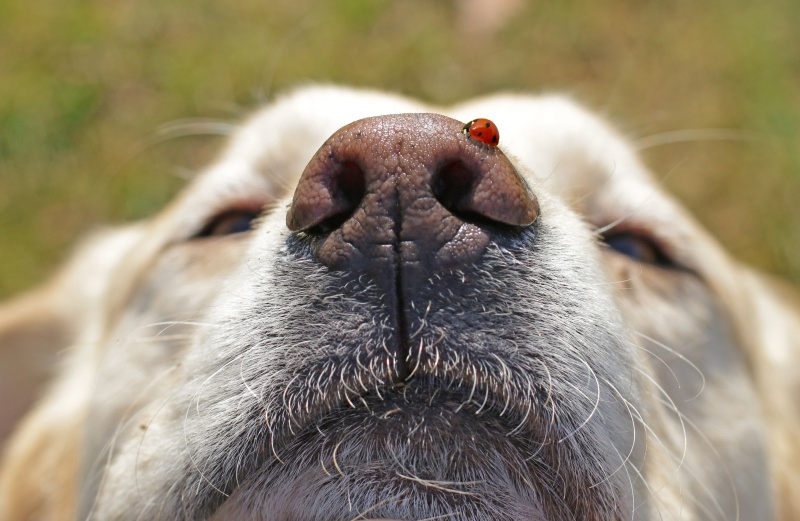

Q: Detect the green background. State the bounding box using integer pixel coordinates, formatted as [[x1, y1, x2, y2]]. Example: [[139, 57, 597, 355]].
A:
[[2, 0, 799, 297]]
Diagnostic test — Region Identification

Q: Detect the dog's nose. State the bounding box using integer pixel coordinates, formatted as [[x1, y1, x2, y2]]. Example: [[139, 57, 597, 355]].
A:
[[287, 113, 538, 278]]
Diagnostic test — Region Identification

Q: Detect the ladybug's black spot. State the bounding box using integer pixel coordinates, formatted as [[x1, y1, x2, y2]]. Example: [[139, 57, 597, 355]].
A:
[[492, 135, 498, 143], [485, 122, 491, 128]]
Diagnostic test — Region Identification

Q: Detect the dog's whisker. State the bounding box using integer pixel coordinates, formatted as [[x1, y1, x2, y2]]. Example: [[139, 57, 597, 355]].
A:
[[633, 331, 707, 401], [632, 128, 767, 152], [557, 354, 602, 443], [593, 158, 690, 236]]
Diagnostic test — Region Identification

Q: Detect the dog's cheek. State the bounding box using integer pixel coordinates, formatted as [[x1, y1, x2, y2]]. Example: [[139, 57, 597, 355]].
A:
[[602, 251, 773, 517], [82, 237, 250, 467], [113, 236, 250, 356], [603, 252, 753, 399]]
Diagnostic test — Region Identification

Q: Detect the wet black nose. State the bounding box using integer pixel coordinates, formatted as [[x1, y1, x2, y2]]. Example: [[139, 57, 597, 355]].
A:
[[286, 113, 538, 281]]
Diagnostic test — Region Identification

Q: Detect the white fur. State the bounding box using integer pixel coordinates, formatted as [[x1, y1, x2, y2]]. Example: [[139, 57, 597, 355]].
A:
[[2, 86, 799, 521]]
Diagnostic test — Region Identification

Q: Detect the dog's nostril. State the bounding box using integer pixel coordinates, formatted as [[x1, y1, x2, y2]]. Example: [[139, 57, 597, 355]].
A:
[[287, 160, 366, 233], [433, 158, 539, 228], [432, 160, 481, 223], [312, 161, 366, 234]]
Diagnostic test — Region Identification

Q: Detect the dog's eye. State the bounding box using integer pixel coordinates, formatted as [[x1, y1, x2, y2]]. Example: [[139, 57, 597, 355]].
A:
[[196, 209, 259, 238], [603, 232, 673, 266]]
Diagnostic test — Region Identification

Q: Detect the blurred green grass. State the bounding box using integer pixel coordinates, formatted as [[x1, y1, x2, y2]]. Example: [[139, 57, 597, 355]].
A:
[[1, 0, 799, 297]]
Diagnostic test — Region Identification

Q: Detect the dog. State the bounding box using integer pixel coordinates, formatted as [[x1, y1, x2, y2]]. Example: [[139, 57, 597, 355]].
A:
[[1, 86, 799, 520]]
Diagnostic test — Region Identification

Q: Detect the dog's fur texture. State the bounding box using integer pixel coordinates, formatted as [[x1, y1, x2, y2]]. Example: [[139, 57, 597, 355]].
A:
[[1, 86, 799, 520]]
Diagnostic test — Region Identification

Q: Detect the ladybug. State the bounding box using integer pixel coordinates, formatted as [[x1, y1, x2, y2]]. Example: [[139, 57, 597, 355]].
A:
[[462, 118, 499, 146]]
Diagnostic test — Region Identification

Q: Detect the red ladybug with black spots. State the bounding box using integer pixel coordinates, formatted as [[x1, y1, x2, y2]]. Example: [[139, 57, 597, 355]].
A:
[[462, 118, 499, 146]]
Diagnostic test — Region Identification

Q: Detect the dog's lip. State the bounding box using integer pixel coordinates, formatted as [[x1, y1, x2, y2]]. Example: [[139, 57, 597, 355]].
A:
[[265, 348, 551, 458], [267, 378, 544, 469], [205, 336, 623, 519], [216, 348, 558, 520], [210, 391, 549, 521]]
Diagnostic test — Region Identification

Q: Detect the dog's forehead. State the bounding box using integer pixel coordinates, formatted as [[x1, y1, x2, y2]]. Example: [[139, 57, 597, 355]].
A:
[[178, 87, 431, 211], [448, 94, 674, 218]]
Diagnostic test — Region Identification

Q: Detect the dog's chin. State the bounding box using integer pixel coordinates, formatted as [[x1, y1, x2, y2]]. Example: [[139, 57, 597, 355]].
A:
[[208, 390, 576, 521]]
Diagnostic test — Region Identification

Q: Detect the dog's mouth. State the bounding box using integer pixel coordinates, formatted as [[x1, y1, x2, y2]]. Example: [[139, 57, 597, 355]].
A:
[[210, 382, 554, 520], [204, 346, 625, 521]]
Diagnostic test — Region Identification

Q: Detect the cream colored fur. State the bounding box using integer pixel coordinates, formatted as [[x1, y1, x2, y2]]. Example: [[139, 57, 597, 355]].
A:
[[1, 86, 798, 520]]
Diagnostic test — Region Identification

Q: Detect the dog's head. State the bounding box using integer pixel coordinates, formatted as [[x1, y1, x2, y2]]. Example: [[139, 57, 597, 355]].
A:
[[2, 86, 799, 520]]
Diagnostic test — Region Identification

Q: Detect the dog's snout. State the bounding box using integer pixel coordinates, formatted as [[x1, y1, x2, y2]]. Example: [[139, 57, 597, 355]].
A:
[[286, 113, 538, 274]]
